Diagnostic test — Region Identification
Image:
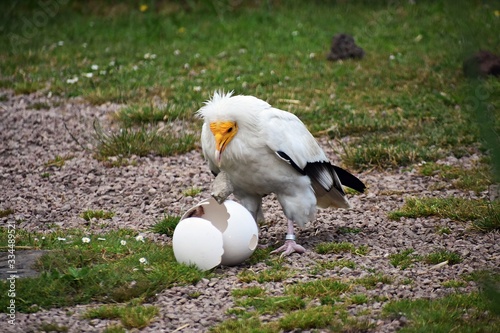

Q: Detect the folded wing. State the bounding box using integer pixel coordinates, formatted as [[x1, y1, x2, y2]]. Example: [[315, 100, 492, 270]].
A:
[[263, 108, 365, 208]]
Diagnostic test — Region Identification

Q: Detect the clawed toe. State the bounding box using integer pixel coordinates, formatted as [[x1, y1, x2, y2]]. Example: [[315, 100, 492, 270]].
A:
[[271, 240, 306, 256]]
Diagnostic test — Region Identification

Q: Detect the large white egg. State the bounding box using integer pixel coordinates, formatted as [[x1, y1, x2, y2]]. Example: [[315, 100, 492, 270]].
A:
[[172, 198, 258, 270]]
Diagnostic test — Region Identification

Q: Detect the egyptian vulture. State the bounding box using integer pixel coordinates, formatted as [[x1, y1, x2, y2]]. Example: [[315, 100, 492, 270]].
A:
[[197, 91, 365, 255]]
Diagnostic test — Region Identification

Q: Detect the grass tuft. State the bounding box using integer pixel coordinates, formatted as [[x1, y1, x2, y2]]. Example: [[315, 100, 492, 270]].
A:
[[115, 104, 191, 127], [182, 187, 202, 197], [278, 305, 335, 331], [419, 162, 493, 193], [383, 292, 500, 332], [424, 249, 462, 265], [354, 274, 393, 289], [349, 293, 369, 305], [38, 322, 68, 332], [151, 215, 181, 237], [232, 286, 267, 298], [389, 248, 421, 270], [103, 325, 126, 333], [442, 279, 467, 288], [286, 278, 351, 301], [80, 209, 115, 221], [84, 303, 159, 329], [44, 155, 74, 168], [237, 266, 291, 284], [315, 241, 369, 255], [313, 259, 356, 274], [234, 295, 306, 315], [92, 121, 197, 159], [388, 197, 500, 232], [0, 208, 14, 218]]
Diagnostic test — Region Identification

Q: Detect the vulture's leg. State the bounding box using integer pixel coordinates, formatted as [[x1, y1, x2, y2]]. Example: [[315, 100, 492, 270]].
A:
[[271, 219, 306, 256]]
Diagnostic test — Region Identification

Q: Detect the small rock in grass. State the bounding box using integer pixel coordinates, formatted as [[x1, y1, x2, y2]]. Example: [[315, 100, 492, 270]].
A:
[[463, 50, 500, 78], [327, 33, 365, 61]]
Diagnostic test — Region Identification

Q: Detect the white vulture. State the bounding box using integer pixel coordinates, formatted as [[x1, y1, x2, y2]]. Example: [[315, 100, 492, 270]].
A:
[[197, 91, 366, 255]]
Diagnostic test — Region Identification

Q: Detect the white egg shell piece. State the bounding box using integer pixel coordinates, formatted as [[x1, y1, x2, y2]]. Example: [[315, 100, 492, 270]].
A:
[[175, 198, 259, 269], [172, 217, 224, 271]]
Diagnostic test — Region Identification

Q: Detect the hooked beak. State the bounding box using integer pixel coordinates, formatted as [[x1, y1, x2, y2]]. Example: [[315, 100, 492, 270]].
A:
[[215, 148, 222, 166], [210, 121, 237, 167]]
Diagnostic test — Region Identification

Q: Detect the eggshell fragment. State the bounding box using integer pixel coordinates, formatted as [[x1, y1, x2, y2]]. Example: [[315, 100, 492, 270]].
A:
[[174, 198, 258, 270], [219, 200, 259, 266], [172, 217, 224, 271]]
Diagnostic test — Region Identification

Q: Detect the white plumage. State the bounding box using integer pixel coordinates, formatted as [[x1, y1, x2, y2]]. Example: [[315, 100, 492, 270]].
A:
[[197, 91, 365, 255]]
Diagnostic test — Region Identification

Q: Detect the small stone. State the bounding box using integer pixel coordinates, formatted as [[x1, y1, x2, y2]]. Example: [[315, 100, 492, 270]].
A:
[[339, 266, 353, 274]]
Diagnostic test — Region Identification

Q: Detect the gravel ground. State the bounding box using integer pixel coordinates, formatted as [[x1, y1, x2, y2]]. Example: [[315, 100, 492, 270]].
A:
[[0, 89, 499, 332]]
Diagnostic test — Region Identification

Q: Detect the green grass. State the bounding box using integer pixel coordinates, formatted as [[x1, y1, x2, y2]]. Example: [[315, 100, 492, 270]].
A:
[[218, 276, 377, 332], [231, 286, 266, 298], [80, 209, 115, 221], [442, 279, 467, 288], [389, 248, 422, 270], [84, 302, 159, 329], [389, 248, 462, 268], [383, 292, 500, 333], [103, 325, 126, 333], [234, 295, 306, 315], [424, 249, 462, 265], [315, 241, 369, 255], [419, 162, 493, 193], [218, 266, 497, 333], [388, 197, 500, 232], [0, 228, 207, 313], [0, 208, 14, 218], [354, 274, 393, 289], [286, 278, 351, 302], [44, 155, 74, 168], [150, 214, 181, 237], [277, 305, 337, 331], [38, 322, 68, 332], [436, 226, 451, 235], [312, 259, 357, 274], [92, 121, 197, 159], [237, 266, 292, 284], [349, 293, 369, 305], [182, 187, 202, 197], [115, 103, 192, 127], [1, 1, 499, 169]]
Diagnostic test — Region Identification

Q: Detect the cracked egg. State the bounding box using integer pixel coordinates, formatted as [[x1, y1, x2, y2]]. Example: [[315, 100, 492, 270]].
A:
[[173, 198, 258, 271]]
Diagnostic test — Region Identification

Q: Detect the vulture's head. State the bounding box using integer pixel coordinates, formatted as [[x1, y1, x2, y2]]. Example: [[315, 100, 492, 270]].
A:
[[197, 91, 270, 164]]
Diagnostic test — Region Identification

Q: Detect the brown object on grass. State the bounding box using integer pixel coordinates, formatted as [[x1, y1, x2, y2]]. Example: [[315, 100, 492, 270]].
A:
[[327, 33, 364, 61], [463, 50, 500, 78]]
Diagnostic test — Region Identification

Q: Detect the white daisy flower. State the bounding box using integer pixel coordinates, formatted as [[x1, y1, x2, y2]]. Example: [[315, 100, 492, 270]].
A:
[[66, 77, 78, 84]]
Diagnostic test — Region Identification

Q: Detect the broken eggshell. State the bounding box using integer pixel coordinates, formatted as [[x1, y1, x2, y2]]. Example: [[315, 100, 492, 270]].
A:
[[172, 198, 259, 270]]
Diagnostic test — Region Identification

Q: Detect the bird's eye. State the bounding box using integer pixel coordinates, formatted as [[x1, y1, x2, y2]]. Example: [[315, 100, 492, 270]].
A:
[[227, 127, 233, 133]]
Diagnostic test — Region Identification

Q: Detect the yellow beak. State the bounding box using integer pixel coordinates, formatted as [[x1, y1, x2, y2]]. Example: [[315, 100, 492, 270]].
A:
[[210, 121, 237, 166]]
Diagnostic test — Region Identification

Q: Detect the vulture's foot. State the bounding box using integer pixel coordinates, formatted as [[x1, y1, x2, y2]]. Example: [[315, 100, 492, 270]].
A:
[[271, 240, 306, 256], [210, 171, 234, 204]]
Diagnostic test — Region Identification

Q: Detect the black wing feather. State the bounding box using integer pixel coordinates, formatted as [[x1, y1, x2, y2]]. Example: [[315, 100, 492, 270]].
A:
[[276, 151, 306, 175], [332, 165, 366, 193], [304, 161, 344, 194], [276, 151, 365, 193]]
